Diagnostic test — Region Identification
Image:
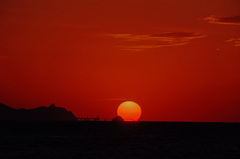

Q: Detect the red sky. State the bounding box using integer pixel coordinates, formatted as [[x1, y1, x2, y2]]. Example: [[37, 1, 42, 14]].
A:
[[1, 0, 240, 122]]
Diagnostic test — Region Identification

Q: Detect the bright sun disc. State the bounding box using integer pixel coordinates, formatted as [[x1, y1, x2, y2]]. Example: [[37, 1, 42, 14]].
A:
[[117, 101, 142, 121]]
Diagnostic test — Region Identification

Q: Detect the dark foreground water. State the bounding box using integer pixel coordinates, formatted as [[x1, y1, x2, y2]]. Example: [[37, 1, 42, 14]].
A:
[[0, 121, 239, 159]]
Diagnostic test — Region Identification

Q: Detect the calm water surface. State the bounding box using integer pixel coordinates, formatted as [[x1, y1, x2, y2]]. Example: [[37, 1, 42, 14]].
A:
[[0, 121, 239, 159]]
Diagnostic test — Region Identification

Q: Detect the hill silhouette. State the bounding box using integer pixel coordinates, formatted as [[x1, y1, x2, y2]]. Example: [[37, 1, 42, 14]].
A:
[[0, 103, 77, 121]]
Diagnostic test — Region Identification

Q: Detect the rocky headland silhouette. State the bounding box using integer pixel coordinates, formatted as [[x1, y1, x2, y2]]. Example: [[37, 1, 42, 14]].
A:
[[0, 103, 77, 121]]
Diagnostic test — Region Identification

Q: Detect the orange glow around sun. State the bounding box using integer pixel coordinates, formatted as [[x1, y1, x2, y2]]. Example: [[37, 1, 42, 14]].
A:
[[117, 101, 142, 121]]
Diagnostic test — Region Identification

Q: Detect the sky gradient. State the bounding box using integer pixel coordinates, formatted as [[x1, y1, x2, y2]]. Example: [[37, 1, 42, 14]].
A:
[[1, 0, 240, 122]]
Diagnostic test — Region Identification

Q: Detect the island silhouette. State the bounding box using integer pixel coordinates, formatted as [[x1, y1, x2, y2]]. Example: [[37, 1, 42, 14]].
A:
[[112, 116, 124, 122], [0, 103, 77, 121]]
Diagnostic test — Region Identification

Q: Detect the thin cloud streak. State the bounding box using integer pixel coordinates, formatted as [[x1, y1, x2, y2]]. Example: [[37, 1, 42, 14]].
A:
[[225, 38, 240, 46], [205, 15, 240, 25], [109, 32, 207, 51], [117, 42, 189, 52]]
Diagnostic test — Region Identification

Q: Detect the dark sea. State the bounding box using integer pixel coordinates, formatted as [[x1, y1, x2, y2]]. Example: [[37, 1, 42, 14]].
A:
[[0, 121, 239, 159]]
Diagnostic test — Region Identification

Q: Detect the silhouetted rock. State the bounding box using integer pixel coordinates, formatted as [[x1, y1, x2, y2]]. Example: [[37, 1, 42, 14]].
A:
[[49, 103, 56, 108], [0, 103, 15, 111], [0, 103, 77, 121], [112, 116, 124, 122]]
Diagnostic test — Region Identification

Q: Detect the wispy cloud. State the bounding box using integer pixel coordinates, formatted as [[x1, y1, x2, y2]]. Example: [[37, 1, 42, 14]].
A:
[[108, 32, 207, 51], [204, 15, 240, 25], [225, 38, 240, 46]]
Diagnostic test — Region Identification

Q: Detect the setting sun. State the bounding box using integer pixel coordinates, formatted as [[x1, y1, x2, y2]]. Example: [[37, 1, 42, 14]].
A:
[[117, 101, 142, 121]]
